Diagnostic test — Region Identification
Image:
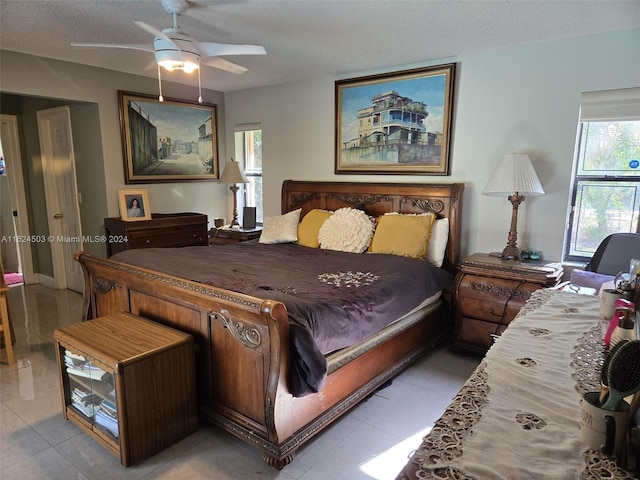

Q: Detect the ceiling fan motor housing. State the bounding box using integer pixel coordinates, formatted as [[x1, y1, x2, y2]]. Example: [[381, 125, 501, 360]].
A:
[[154, 32, 201, 70], [161, 0, 189, 15]]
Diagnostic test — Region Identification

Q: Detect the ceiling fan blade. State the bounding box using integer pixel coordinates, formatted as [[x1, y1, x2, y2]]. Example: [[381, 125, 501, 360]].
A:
[[71, 42, 154, 53], [134, 20, 178, 49], [201, 57, 248, 74], [196, 41, 266, 58]]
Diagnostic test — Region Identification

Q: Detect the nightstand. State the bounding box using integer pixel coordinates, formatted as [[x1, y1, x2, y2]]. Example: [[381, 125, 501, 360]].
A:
[[209, 226, 262, 245], [451, 253, 563, 354]]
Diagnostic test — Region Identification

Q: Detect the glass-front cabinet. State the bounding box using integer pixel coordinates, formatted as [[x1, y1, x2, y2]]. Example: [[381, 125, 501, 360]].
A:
[[63, 348, 119, 439], [54, 313, 198, 466]]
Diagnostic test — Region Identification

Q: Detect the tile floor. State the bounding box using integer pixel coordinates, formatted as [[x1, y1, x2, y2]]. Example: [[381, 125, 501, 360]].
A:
[[0, 284, 480, 480]]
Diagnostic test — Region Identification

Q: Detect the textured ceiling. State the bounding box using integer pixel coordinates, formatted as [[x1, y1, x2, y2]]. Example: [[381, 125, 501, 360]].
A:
[[1, 0, 639, 92]]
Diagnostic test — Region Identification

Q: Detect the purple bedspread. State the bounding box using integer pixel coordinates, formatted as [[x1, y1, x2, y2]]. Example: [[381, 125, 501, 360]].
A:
[[112, 242, 452, 396]]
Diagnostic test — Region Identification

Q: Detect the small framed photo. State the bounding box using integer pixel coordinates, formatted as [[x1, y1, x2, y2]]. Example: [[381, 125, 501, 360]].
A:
[[118, 188, 151, 222]]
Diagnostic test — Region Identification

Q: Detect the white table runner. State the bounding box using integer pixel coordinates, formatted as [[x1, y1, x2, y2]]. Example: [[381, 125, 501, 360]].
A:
[[398, 289, 637, 480]]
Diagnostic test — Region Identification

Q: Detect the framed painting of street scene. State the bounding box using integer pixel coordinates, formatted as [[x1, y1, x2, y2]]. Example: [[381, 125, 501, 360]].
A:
[[119, 91, 219, 183], [335, 63, 455, 175]]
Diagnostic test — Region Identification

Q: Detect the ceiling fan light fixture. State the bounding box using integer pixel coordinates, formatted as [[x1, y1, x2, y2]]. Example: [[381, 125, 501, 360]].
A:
[[157, 59, 199, 73], [156, 52, 203, 104], [155, 46, 200, 74]]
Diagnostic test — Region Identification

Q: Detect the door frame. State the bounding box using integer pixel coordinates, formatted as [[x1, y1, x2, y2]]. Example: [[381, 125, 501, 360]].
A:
[[0, 114, 35, 283]]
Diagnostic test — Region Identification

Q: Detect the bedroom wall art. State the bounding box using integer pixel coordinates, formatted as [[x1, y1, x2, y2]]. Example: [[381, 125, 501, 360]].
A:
[[335, 63, 456, 175], [118, 91, 219, 183]]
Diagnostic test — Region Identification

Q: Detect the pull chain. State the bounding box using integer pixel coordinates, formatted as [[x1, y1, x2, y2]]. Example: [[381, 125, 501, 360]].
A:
[[157, 64, 164, 102]]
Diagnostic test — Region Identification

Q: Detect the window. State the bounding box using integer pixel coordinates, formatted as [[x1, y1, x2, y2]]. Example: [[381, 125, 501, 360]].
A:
[[564, 88, 640, 263], [234, 125, 263, 224]]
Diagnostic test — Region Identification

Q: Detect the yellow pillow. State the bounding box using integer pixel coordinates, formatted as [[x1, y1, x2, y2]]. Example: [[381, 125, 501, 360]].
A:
[[297, 209, 333, 248], [369, 213, 436, 259]]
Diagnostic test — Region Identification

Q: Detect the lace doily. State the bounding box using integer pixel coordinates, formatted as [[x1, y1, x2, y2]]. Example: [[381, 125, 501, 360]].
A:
[[570, 324, 605, 395], [398, 362, 488, 480]]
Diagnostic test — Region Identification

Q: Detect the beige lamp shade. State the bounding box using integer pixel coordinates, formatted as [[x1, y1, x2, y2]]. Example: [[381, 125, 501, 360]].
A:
[[482, 153, 544, 261], [482, 153, 544, 197], [219, 158, 248, 227], [219, 158, 249, 184]]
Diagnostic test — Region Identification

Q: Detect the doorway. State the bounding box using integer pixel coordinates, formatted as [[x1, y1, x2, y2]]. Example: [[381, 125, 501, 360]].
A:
[[0, 114, 34, 285]]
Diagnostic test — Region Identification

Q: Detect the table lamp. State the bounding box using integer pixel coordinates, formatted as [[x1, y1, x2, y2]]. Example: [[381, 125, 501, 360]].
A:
[[482, 153, 545, 261], [219, 158, 249, 227]]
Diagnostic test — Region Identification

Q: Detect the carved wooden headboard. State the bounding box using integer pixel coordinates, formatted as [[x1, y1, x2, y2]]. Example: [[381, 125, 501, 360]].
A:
[[281, 180, 464, 273]]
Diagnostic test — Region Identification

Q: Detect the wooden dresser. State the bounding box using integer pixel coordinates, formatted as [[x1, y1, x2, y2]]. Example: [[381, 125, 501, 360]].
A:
[[104, 213, 208, 256], [451, 253, 563, 354]]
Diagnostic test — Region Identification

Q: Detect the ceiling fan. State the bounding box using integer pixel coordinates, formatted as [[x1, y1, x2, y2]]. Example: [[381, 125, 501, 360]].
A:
[[71, 0, 266, 101]]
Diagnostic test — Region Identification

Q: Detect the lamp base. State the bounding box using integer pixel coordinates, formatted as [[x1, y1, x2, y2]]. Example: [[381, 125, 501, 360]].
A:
[[229, 184, 240, 227], [501, 245, 521, 262], [500, 192, 525, 261]]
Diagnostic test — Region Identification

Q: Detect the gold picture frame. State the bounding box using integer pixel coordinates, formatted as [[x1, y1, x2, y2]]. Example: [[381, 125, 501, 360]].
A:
[[119, 91, 219, 183], [335, 63, 456, 175], [118, 188, 151, 222]]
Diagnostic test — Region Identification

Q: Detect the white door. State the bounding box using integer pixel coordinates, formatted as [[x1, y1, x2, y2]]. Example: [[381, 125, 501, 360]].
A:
[[0, 114, 34, 283], [37, 106, 84, 292]]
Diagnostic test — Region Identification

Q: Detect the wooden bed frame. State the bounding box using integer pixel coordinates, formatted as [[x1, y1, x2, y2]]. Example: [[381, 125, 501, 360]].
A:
[[76, 180, 464, 468]]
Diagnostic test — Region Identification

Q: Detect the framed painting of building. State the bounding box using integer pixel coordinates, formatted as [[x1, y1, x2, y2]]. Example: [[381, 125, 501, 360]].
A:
[[335, 63, 456, 175], [118, 91, 219, 183]]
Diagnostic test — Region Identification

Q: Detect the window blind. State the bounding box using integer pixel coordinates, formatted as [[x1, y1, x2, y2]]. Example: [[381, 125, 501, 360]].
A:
[[580, 87, 640, 122], [234, 123, 262, 132]]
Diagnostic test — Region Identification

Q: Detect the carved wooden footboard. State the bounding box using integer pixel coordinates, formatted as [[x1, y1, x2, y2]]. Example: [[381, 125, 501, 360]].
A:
[[77, 180, 464, 468]]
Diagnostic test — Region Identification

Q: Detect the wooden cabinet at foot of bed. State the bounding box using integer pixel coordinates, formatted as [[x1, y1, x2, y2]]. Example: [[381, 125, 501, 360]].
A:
[[451, 253, 563, 354], [54, 312, 198, 466]]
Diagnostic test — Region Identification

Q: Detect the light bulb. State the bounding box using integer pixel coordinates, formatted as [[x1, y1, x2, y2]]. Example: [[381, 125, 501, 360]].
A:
[[158, 60, 199, 73], [158, 60, 178, 72], [182, 62, 198, 74]]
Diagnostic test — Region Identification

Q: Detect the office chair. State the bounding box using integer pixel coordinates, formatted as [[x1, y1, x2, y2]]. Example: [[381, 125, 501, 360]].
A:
[[584, 233, 640, 276]]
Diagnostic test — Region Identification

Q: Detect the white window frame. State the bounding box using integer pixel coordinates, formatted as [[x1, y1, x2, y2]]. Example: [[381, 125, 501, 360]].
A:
[[563, 88, 640, 263], [234, 124, 263, 225]]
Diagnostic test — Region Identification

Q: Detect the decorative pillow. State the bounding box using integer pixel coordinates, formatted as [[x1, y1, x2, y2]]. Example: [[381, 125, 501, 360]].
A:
[[317, 207, 375, 253], [259, 208, 302, 244], [369, 213, 436, 259], [425, 218, 449, 267], [297, 209, 333, 248]]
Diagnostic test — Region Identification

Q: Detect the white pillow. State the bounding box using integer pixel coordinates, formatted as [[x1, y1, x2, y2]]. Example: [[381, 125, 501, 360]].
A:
[[425, 218, 449, 267], [259, 209, 302, 244], [318, 207, 375, 253]]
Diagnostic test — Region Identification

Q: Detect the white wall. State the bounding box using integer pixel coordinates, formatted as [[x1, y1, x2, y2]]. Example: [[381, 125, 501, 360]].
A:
[[224, 75, 337, 215], [0, 51, 230, 227], [225, 28, 640, 261]]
